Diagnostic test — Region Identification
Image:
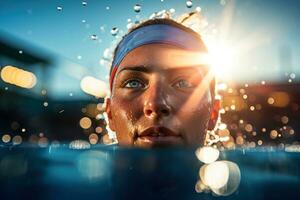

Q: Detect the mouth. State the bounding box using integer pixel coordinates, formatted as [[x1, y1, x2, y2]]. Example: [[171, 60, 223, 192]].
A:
[[134, 126, 184, 147]]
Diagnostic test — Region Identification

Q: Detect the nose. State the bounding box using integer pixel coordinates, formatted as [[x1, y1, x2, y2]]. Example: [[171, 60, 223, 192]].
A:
[[143, 83, 171, 119]]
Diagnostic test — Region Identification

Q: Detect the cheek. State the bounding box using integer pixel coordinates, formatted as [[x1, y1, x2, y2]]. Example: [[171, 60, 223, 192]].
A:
[[110, 98, 143, 143], [178, 103, 212, 144]]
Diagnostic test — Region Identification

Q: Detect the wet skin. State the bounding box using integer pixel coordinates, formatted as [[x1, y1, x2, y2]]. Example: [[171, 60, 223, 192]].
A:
[[106, 44, 216, 148]]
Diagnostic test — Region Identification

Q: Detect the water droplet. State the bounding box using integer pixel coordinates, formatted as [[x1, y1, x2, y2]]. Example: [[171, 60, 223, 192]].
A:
[[196, 6, 202, 12], [169, 8, 175, 13], [57, 6, 63, 11], [186, 0, 193, 8], [4, 87, 8, 90], [41, 89, 47, 95], [220, 0, 226, 6], [288, 79, 292, 83], [90, 34, 98, 40], [103, 48, 112, 59], [82, 1, 87, 6], [96, 114, 105, 120], [43, 102, 48, 107], [100, 26, 105, 32], [133, 4, 141, 13], [219, 123, 227, 130], [69, 92, 73, 97], [21, 128, 26, 132], [127, 22, 134, 29], [111, 27, 119, 36], [18, 50, 23, 54], [290, 73, 296, 79], [82, 19, 86, 23], [77, 55, 82, 60], [106, 6, 110, 10]]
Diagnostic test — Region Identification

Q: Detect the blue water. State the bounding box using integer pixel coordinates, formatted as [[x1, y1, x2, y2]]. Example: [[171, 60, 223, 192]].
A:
[[0, 145, 299, 200]]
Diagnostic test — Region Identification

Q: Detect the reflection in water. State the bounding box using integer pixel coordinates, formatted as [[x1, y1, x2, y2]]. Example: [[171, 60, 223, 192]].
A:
[[0, 154, 28, 177], [69, 140, 91, 149], [195, 147, 241, 196], [77, 150, 111, 181]]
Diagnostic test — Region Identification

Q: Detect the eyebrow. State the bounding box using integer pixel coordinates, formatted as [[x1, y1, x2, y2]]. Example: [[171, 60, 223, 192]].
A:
[[117, 65, 152, 74], [116, 65, 208, 77]]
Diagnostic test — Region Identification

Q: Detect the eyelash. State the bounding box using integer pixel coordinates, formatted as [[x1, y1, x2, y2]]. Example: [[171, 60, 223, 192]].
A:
[[172, 79, 195, 89], [122, 79, 146, 89], [121, 77, 199, 90]]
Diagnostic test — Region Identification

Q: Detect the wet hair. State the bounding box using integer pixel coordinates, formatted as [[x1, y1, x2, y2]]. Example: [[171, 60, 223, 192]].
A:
[[110, 17, 215, 98]]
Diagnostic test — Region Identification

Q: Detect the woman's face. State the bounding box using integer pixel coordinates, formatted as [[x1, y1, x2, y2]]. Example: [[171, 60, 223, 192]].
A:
[[106, 43, 214, 148]]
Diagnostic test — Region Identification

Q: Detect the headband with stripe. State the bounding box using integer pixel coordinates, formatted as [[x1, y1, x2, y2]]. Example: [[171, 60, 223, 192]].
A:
[[109, 24, 206, 90]]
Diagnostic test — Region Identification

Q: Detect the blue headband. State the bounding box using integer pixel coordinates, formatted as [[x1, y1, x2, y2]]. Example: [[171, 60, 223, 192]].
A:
[[110, 24, 206, 89]]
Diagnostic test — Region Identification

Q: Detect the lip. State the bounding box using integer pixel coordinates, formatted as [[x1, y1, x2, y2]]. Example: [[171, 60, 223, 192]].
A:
[[139, 126, 180, 137], [135, 126, 183, 147]]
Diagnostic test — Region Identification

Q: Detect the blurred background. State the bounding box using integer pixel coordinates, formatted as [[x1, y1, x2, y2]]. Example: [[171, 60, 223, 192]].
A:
[[0, 0, 299, 148]]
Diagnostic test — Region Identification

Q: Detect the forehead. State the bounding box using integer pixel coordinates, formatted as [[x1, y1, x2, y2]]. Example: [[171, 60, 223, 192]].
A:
[[117, 43, 209, 74]]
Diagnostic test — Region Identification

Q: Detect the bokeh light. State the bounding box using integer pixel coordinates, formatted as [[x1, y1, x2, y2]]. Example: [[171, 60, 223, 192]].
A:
[[0, 65, 37, 89], [79, 117, 92, 129], [80, 76, 108, 98]]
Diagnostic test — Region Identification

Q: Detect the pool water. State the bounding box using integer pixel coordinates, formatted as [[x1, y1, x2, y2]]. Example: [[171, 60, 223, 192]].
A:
[[0, 145, 299, 200]]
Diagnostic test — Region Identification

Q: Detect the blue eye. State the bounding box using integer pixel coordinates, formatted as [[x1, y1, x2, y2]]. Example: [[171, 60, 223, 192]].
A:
[[174, 79, 194, 88], [124, 79, 144, 89]]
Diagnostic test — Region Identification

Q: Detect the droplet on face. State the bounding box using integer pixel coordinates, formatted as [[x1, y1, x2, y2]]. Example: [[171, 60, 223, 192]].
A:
[[111, 27, 119, 36], [186, 0, 193, 8], [196, 6, 201, 12], [133, 4, 141, 13]]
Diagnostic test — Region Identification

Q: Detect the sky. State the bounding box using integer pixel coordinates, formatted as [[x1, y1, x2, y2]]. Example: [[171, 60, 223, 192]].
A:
[[0, 0, 299, 99]]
